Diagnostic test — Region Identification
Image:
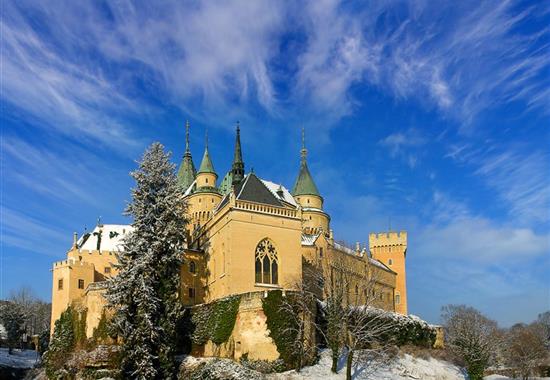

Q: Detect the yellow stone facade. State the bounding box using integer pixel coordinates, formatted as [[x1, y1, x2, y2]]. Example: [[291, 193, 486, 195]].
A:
[[50, 123, 409, 361]]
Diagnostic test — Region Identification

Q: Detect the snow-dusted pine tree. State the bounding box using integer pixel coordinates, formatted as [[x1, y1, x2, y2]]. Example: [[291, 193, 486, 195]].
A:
[[106, 142, 188, 380], [0, 302, 25, 354]]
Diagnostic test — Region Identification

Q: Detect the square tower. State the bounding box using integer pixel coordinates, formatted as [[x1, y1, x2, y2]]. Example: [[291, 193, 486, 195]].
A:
[[369, 231, 408, 314]]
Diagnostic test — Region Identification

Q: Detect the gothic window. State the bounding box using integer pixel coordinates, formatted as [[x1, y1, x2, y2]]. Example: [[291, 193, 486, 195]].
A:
[[254, 238, 279, 285], [395, 294, 401, 305], [189, 261, 196, 274]]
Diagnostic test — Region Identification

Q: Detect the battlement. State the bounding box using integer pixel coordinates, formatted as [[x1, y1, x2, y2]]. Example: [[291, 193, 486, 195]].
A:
[[369, 230, 407, 248], [53, 258, 95, 269], [73, 248, 118, 256]]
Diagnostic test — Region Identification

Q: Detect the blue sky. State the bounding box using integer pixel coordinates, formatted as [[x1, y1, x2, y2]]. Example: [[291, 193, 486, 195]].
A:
[[1, 0, 549, 326]]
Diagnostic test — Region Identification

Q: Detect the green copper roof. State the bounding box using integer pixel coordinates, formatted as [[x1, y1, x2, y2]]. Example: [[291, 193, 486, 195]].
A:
[[292, 128, 321, 197], [219, 171, 234, 195], [197, 137, 216, 175], [177, 121, 196, 190], [292, 160, 320, 197]]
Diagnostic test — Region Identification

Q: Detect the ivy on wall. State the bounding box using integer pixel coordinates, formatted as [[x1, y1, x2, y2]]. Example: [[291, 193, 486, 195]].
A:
[[191, 295, 241, 346], [261, 290, 299, 367]]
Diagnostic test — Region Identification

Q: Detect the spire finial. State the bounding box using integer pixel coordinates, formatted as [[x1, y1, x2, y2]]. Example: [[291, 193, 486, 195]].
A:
[[185, 120, 190, 153], [205, 129, 209, 150], [232, 121, 245, 185], [300, 127, 307, 162]]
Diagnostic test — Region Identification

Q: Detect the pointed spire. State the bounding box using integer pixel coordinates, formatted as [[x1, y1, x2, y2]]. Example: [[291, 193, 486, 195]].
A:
[[301, 127, 307, 162], [177, 120, 196, 190], [185, 120, 191, 153], [198, 130, 216, 175], [292, 128, 321, 197], [231, 121, 245, 185]]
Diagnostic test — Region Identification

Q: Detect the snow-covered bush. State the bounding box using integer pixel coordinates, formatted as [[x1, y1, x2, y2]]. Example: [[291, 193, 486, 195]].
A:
[[179, 357, 263, 380]]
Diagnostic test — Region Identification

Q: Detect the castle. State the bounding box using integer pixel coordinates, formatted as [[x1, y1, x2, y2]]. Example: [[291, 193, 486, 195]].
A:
[[50, 122, 408, 360]]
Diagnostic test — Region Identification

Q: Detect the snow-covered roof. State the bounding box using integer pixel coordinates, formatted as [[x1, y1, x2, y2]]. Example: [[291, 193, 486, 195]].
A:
[[260, 178, 298, 207], [183, 179, 196, 196], [78, 224, 133, 252], [330, 241, 394, 273], [368, 257, 393, 272], [301, 233, 320, 246], [331, 241, 356, 255]]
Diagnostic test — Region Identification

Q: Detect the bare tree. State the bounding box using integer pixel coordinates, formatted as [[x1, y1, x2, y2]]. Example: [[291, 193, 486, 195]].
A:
[[313, 249, 395, 380], [504, 323, 548, 379], [341, 266, 395, 380], [9, 286, 51, 341], [442, 305, 499, 380]]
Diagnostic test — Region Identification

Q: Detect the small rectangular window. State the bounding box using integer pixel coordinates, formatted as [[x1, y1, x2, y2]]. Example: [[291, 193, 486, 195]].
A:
[[319, 247, 323, 258], [104, 267, 111, 274], [78, 279, 84, 289], [58, 279, 63, 290], [396, 294, 401, 304], [188, 288, 196, 298]]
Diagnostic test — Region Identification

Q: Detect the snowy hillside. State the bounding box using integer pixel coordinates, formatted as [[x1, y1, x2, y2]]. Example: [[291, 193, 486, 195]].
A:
[[267, 350, 466, 380]]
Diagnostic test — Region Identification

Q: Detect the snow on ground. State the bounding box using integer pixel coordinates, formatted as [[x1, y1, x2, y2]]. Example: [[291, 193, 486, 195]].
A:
[[267, 349, 467, 380], [0, 348, 39, 369], [484, 376, 550, 380]]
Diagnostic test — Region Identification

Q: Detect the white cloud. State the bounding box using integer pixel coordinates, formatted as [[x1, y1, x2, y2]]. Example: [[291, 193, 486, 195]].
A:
[[379, 129, 427, 158], [0, 207, 68, 257]]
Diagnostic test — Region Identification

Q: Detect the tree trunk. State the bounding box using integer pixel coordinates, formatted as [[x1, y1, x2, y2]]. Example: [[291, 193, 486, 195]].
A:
[[331, 350, 338, 373], [346, 348, 353, 380]]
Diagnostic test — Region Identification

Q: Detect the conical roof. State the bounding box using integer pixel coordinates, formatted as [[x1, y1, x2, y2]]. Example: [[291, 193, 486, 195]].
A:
[[292, 128, 321, 197], [197, 134, 216, 175], [292, 160, 320, 197], [177, 121, 196, 190]]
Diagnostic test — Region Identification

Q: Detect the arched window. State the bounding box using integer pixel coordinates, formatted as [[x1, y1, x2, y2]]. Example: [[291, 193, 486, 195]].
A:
[[255, 238, 278, 285], [189, 261, 196, 274], [388, 259, 393, 266]]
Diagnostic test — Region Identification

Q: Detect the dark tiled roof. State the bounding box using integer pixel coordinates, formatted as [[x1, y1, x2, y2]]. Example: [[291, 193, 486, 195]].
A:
[[235, 173, 283, 207]]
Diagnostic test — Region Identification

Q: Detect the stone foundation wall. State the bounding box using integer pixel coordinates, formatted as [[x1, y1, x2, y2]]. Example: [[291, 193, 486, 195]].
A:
[[196, 291, 280, 361]]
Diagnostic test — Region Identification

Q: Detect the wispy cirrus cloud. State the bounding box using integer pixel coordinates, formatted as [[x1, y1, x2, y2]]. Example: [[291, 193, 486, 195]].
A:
[[378, 129, 427, 168], [446, 142, 550, 226], [295, 0, 549, 125]]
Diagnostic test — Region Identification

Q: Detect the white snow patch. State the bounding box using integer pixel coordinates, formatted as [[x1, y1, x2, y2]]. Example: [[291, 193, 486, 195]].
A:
[[261, 179, 298, 207], [78, 224, 132, 252], [266, 350, 467, 380], [0, 348, 38, 369]]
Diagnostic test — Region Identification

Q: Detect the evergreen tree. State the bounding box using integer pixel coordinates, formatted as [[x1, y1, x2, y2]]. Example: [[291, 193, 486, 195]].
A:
[[106, 142, 188, 380], [0, 302, 25, 354], [43, 306, 76, 379]]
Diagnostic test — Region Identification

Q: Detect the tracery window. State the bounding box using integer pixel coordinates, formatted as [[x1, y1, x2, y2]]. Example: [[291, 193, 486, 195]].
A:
[[254, 238, 279, 285]]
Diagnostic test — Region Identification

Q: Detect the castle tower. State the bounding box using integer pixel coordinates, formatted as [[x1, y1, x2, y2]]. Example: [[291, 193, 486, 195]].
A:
[[292, 129, 330, 234], [196, 131, 218, 189], [177, 120, 196, 191], [186, 131, 222, 232], [369, 231, 408, 314], [231, 122, 245, 186]]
